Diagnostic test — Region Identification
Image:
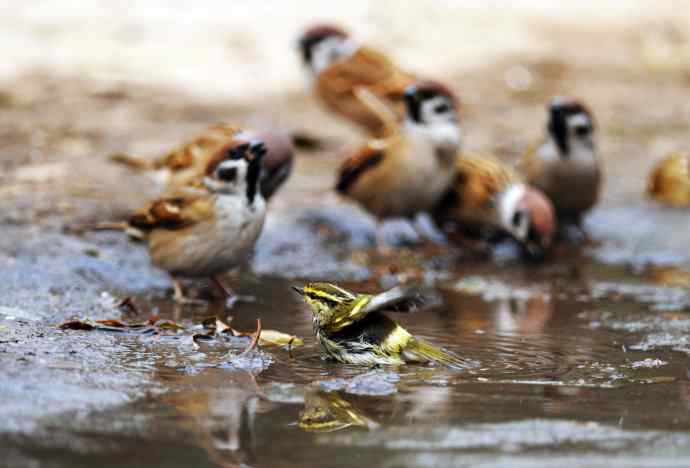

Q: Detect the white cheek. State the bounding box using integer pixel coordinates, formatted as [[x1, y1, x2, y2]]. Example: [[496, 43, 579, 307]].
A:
[[499, 184, 528, 240], [567, 113, 590, 128], [311, 38, 356, 74]]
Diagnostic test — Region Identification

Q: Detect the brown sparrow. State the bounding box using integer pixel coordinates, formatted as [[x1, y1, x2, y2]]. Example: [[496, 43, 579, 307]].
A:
[[518, 97, 601, 233], [648, 152, 690, 207], [113, 123, 293, 201], [335, 81, 461, 244], [127, 140, 267, 303], [298, 24, 415, 137], [433, 153, 555, 258]]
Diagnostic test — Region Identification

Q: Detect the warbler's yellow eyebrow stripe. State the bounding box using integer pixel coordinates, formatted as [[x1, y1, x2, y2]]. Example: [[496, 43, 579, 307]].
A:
[[306, 290, 342, 303]]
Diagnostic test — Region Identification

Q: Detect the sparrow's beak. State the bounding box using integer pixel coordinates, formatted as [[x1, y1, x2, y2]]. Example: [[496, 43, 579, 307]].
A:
[[403, 84, 418, 101], [523, 241, 548, 262], [248, 140, 267, 160], [291, 286, 305, 295]]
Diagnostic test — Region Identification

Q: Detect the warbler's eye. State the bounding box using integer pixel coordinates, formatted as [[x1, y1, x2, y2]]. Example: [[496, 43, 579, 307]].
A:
[[320, 297, 339, 308]]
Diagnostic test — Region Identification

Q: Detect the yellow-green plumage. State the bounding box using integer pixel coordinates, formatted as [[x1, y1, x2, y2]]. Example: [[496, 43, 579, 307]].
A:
[[293, 282, 465, 368]]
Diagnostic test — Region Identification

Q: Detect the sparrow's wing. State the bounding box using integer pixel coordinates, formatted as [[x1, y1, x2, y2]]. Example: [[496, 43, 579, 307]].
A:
[[319, 46, 407, 93], [516, 140, 545, 184], [353, 87, 400, 138], [454, 154, 518, 217], [129, 190, 214, 233], [335, 143, 386, 194], [360, 284, 439, 316], [153, 123, 242, 172], [318, 47, 414, 135]]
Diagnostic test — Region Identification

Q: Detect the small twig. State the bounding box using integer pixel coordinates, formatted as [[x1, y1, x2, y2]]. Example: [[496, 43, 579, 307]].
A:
[[241, 318, 261, 355], [287, 337, 295, 359]]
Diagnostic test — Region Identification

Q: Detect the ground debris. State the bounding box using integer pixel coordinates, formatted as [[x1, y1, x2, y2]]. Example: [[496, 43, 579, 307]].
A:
[[201, 315, 303, 349]]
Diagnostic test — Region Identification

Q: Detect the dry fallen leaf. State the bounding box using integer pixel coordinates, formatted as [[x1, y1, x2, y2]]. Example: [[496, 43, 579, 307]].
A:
[[256, 329, 304, 348], [215, 317, 234, 335], [155, 320, 186, 331], [95, 319, 127, 328]]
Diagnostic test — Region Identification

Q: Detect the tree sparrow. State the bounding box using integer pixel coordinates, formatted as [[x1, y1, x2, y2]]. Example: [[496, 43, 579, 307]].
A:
[[648, 152, 690, 207], [113, 123, 293, 201], [298, 24, 415, 136], [518, 97, 601, 233], [433, 153, 556, 259], [335, 81, 461, 244], [127, 140, 267, 303]]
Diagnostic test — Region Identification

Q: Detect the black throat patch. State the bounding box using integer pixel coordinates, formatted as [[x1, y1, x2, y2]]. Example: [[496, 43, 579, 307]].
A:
[[245, 156, 262, 206], [548, 107, 571, 157]]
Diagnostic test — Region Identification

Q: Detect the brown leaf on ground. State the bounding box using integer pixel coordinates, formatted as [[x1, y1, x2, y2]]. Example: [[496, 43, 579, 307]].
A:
[[95, 319, 127, 328]]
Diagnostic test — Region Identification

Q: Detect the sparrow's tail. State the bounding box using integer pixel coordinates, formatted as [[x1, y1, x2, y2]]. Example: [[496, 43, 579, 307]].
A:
[[406, 339, 467, 369], [109, 153, 156, 171], [65, 222, 144, 240]]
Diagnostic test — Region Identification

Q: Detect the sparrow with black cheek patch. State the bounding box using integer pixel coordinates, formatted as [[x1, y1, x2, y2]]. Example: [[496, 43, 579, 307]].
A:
[[112, 123, 293, 201], [127, 140, 267, 304], [335, 81, 461, 247], [518, 97, 601, 237], [298, 24, 415, 137], [433, 154, 555, 259], [648, 152, 690, 207]]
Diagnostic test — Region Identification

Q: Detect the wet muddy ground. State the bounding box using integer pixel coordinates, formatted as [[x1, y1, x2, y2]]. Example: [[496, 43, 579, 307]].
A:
[[3, 6, 690, 467]]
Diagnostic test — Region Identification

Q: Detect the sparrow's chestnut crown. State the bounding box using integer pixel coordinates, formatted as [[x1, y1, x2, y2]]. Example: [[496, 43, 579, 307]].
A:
[[298, 24, 348, 65]]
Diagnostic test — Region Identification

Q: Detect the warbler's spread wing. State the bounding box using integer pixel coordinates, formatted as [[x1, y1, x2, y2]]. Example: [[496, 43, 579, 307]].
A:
[[129, 190, 214, 233], [361, 284, 436, 315], [335, 143, 386, 194]]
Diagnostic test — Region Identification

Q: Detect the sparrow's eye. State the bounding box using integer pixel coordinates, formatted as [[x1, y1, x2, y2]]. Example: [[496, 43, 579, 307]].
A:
[[574, 124, 591, 137], [512, 211, 524, 228], [434, 102, 451, 114], [216, 166, 237, 182]]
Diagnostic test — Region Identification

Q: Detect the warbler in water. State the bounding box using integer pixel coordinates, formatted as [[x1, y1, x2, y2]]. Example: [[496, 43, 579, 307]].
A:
[[292, 282, 466, 368]]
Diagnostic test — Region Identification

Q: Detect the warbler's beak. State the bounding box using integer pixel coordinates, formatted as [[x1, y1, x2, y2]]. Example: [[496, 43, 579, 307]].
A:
[[292, 286, 305, 295]]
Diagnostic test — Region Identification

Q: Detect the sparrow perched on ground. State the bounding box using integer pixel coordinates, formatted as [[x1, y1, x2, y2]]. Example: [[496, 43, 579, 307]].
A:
[[112, 123, 293, 201], [433, 153, 556, 258], [335, 81, 461, 244], [518, 97, 601, 236], [648, 152, 690, 207], [293, 282, 465, 368], [298, 24, 415, 136], [126, 140, 267, 303]]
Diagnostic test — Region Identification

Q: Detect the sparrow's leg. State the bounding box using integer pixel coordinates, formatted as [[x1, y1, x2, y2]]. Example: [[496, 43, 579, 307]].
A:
[[212, 276, 240, 308], [556, 216, 589, 245], [375, 228, 395, 256], [411, 213, 446, 245], [171, 276, 206, 306]]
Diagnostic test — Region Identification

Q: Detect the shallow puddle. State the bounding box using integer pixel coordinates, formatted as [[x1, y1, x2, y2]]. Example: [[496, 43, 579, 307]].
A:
[[7, 250, 689, 468]]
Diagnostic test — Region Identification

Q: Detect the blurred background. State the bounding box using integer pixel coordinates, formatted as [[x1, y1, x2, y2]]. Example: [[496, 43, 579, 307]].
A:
[[2, 1, 690, 243]]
